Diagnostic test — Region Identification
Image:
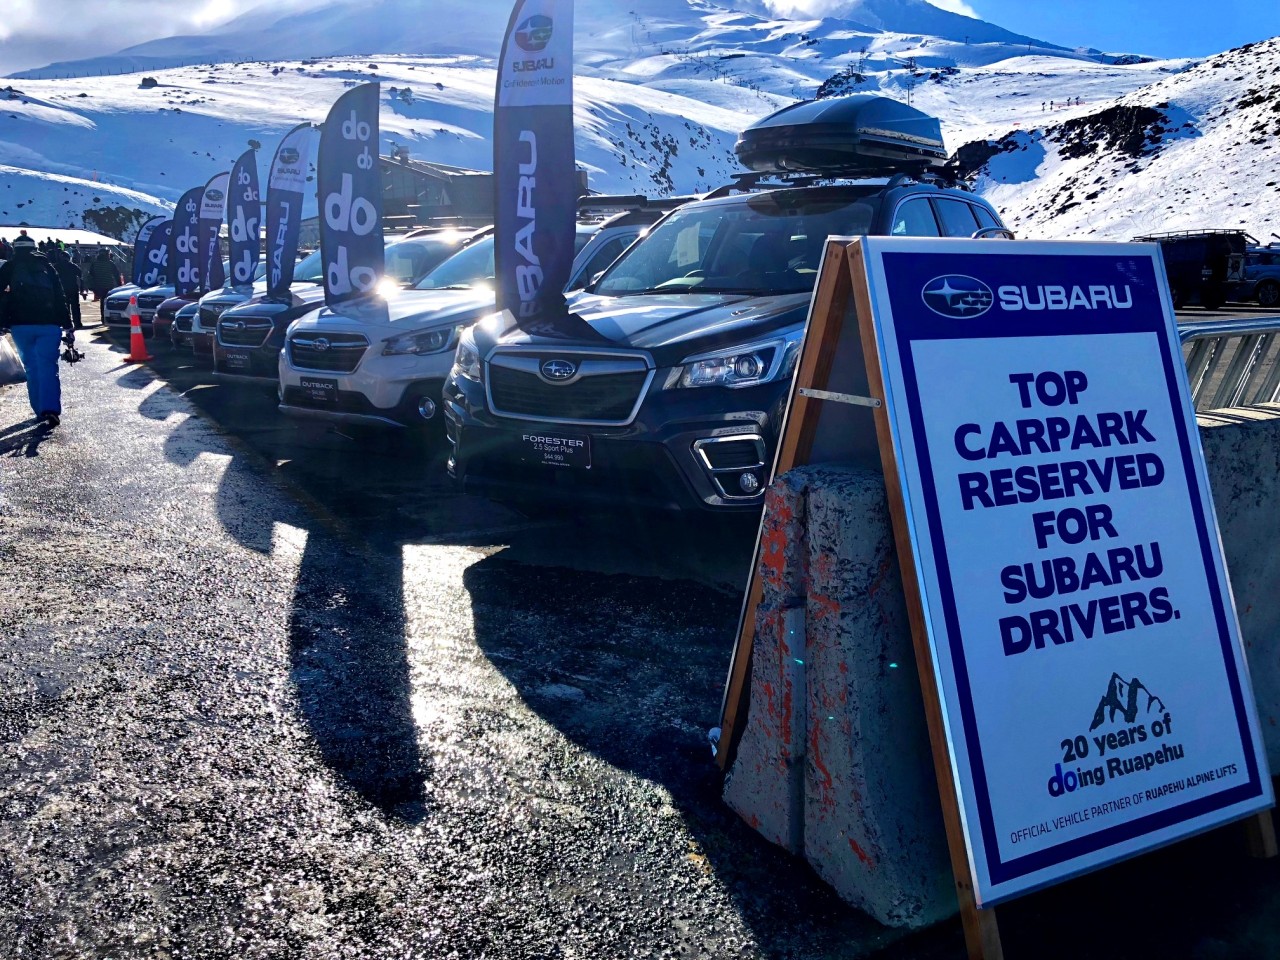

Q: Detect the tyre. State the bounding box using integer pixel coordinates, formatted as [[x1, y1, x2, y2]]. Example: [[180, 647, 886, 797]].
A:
[[1200, 284, 1225, 311], [1257, 280, 1280, 309]]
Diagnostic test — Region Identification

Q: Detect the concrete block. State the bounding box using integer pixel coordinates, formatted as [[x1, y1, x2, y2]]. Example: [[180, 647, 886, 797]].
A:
[[1198, 404, 1280, 769], [801, 467, 954, 929], [723, 473, 812, 853]]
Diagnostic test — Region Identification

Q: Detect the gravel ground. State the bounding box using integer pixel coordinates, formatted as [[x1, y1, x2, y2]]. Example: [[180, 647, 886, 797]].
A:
[[0, 308, 1277, 960]]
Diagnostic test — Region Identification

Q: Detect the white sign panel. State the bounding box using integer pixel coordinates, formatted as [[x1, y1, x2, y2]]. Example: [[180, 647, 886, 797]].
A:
[[859, 237, 1273, 905]]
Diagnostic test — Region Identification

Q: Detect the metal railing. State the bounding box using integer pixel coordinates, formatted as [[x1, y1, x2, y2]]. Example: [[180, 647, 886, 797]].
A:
[[1180, 317, 1280, 411]]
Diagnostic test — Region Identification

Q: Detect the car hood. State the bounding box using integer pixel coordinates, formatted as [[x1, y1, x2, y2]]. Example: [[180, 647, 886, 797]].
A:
[[137, 285, 175, 300], [487, 290, 812, 364], [292, 288, 496, 334], [214, 283, 326, 317]]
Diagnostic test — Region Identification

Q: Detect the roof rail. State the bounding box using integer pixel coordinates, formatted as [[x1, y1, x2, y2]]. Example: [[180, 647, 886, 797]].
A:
[[1135, 229, 1259, 243], [704, 163, 968, 200]]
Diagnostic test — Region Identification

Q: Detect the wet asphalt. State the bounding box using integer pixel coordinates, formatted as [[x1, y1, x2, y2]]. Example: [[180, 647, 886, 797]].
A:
[[1, 306, 1278, 960]]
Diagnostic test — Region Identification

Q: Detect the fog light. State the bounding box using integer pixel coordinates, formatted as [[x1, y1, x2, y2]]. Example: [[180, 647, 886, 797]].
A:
[[738, 471, 761, 494], [417, 396, 437, 420]]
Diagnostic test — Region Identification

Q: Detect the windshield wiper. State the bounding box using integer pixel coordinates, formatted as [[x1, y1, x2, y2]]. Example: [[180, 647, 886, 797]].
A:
[[418, 283, 476, 291], [616, 285, 757, 297]]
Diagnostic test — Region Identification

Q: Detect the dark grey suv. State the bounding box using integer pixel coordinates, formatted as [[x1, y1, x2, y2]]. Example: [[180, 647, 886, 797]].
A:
[[443, 96, 1012, 511]]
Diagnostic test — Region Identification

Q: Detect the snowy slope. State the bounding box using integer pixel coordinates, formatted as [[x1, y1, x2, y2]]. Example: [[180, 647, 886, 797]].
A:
[[0, 0, 1272, 247], [962, 36, 1280, 241]]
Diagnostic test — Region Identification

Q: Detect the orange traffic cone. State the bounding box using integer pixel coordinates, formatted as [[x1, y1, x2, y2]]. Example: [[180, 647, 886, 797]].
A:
[[124, 294, 153, 363]]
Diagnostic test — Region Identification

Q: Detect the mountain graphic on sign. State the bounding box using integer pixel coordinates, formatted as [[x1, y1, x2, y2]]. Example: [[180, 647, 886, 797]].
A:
[[1090, 673, 1167, 731]]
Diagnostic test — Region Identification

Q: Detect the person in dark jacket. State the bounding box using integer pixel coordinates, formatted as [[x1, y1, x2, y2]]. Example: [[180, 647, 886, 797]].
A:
[[0, 234, 73, 426], [53, 248, 86, 329], [86, 248, 122, 306]]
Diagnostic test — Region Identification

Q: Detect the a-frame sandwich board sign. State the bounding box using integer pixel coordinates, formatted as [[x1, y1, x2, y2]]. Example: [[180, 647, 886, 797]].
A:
[[720, 236, 1274, 959]]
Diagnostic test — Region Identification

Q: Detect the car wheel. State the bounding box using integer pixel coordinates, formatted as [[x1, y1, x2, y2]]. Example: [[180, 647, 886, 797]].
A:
[[1170, 285, 1187, 309], [1257, 280, 1280, 309]]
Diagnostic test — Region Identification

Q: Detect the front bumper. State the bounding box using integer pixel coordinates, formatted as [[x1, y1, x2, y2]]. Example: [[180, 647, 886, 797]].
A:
[[277, 346, 452, 429], [442, 370, 785, 512], [191, 329, 214, 361], [213, 340, 282, 382]]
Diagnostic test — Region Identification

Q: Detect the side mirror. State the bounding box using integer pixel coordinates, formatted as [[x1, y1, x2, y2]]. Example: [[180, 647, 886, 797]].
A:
[[973, 227, 1016, 240]]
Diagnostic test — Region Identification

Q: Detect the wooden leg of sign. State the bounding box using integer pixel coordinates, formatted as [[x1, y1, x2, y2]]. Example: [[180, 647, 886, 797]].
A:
[[716, 241, 856, 773], [1245, 810, 1278, 859], [959, 893, 1003, 960]]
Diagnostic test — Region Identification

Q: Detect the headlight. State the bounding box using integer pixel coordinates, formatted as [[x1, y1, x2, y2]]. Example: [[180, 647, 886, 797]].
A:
[[676, 327, 804, 389], [382, 325, 461, 356], [452, 329, 482, 381]]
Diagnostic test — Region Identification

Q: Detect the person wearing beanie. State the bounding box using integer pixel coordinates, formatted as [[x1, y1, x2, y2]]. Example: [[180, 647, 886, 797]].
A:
[[0, 234, 74, 427], [53, 248, 86, 329]]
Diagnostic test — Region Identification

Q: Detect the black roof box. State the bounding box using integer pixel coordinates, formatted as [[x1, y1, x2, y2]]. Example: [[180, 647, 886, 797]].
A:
[[735, 95, 948, 174]]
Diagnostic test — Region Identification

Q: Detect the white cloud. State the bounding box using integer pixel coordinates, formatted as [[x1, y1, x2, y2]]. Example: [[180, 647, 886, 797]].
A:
[[0, 0, 271, 73], [924, 0, 981, 18], [758, 0, 982, 19]]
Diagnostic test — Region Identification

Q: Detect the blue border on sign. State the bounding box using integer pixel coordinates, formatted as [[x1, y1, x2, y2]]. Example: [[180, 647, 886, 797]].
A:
[[880, 250, 1265, 886]]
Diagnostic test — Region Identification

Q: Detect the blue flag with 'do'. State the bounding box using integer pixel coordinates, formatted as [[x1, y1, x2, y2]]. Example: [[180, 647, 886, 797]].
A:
[[318, 83, 384, 308], [228, 148, 261, 290]]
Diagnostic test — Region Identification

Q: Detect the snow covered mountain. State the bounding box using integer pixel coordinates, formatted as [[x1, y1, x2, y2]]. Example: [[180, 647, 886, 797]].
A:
[[960, 35, 1280, 241], [0, 0, 1273, 248]]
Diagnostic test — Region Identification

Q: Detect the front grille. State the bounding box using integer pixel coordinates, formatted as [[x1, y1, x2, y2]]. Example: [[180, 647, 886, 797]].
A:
[[488, 356, 649, 423], [218, 316, 273, 347], [198, 303, 232, 329], [138, 295, 165, 310], [105, 297, 129, 311], [174, 315, 194, 333], [287, 332, 368, 373]]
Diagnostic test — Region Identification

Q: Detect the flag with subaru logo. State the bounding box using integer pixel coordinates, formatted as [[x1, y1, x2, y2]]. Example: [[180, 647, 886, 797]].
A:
[[266, 122, 317, 299], [493, 0, 580, 333], [227, 148, 261, 290], [199, 171, 230, 292], [139, 219, 172, 287], [171, 186, 205, 297], [131, 215, 166, 286], [318, 83, 384, 308]]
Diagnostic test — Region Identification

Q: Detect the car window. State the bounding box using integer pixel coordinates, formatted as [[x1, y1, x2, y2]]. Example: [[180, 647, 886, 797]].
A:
[[295, 249, 323, 283], [890, 198, 940, 237], [934, 198, 981, 238], [594, 192, 877, 297], [573, 235, 632, 289], [971, 203, 1001, 230]]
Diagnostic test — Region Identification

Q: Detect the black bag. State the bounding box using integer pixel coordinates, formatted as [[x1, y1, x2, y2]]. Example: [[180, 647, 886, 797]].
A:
[[7, 257, 67, 324]]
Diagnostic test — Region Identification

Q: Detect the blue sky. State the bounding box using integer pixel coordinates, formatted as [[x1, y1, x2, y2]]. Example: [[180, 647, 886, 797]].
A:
[[0, 0, 1275, 74], [931, 0, 1276, 58]]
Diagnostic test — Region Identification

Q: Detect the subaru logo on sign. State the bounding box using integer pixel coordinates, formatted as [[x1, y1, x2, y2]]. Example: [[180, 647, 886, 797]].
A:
[[313, 338, 331, 352], [207, 189, 224, 203], [278, 147, 300, 164], [922, 275, 994, 318], [541, 359, 576, 381], [515, 15, 553, 52]]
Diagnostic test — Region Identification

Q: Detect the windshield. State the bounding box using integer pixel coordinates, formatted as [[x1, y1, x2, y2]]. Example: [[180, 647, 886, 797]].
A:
[[295, 249, 323, 283], [415, 236, 495, 290], [594, 191, 878, 297], [386, 237, 463, 284]]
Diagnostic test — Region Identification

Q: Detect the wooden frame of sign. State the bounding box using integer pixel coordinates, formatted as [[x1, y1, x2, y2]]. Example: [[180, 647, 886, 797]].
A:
[[719, 236, 1276, 960]]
